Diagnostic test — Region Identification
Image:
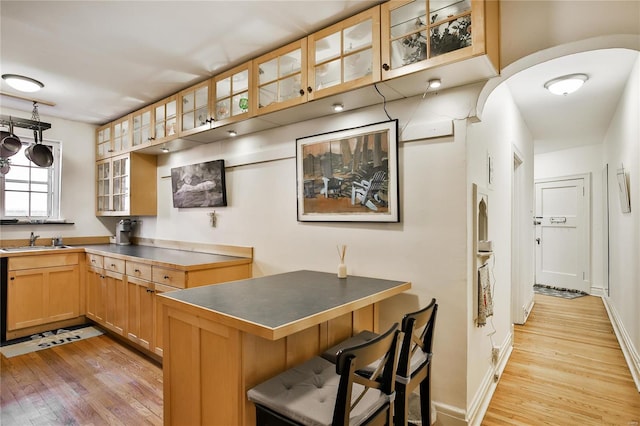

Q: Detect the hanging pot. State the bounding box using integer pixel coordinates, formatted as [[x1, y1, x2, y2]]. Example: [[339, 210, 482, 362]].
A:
[[0, 121, 22, 158], [29, 128, 53, 168]]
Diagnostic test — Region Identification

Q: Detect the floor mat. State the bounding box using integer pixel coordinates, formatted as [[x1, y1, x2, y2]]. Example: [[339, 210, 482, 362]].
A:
[[533, 284, 588, 299], [0, 326, 103, 358]]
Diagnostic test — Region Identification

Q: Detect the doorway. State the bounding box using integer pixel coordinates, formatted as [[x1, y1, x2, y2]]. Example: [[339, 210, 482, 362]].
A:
[[534, 174, 591, 294]]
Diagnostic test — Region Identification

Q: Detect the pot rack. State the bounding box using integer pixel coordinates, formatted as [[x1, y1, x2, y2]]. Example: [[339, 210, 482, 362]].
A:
[[0, 114, 51, 133]]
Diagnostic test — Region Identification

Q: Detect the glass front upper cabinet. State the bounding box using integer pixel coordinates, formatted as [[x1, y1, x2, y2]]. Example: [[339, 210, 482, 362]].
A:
[[111, 155, 130, 214], [132, 106, 153, 148], [95, 123, 112, 160], [112, 115, 131, 155], [212, 61, 253, 127], [96, 159, 111, 213], [307, 5, 381, 100], [179, 80, 211, 137], [253, 39, 308, 115], [153, 95, 178, 144], [381, 0, 477, 80]]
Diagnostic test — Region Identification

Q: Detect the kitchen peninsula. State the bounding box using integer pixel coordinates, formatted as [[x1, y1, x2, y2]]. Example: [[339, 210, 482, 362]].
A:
[[160, 270, 411, 425]]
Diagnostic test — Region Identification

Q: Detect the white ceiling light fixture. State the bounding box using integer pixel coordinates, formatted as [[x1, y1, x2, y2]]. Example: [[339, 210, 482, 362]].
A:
[[2, 74, 45, 93], [228, 130, 237, 137], [332, 103, 344, 112], [161, 146, 170, 153], [544, 73, 588, 96], [428, 78, 442, 89]]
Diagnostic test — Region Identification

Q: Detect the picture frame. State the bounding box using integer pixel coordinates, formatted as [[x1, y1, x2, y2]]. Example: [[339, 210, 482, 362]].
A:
[[296, 120, 399, 222], [171, 159, 227, 208], [617, 166, 631, 213]]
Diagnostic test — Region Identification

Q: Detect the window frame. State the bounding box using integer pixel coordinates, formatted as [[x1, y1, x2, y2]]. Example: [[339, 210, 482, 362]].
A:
[[0, 136, 62, 220]]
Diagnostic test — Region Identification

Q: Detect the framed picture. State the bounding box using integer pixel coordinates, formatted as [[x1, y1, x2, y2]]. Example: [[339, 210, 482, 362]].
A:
[[617, 166, 631, 213], [296, 120, 399, 222], [171, 159, 227, 208]]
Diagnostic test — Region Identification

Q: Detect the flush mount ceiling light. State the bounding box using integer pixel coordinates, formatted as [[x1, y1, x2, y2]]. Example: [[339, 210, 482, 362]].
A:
[[228, 130, 237, 137], [332, 103, 344, 112], [2, 74, 44, 93], [428, 78, 442, 89], [544, 73, 588, 96], [161, 146, 170, 153]]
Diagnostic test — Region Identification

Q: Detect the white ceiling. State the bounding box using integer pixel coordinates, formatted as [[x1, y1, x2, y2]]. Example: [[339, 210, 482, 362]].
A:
[[1, 1, 638, 154]]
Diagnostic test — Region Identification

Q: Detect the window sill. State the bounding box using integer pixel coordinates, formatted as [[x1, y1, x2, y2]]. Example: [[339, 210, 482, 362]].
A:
[[1, 219, 75, 225]]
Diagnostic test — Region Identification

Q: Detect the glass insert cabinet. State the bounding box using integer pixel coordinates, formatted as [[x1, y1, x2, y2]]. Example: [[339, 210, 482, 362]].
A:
[[179, 81, 211, 137], [381, 0, 487, 80], [213, 61, 253, 126]]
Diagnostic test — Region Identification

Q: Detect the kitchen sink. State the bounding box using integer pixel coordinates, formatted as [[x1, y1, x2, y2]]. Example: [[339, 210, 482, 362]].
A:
[[0, 245, 72, 252]]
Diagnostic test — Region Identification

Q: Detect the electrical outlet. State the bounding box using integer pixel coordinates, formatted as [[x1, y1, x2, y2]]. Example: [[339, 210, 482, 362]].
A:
[[491, 347, 499, 365], [493, 373, 500, 383]]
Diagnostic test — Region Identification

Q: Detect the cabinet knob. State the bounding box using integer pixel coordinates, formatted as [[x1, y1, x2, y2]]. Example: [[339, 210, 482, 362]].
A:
[[299, 89, 305, 96], [10, 277, 14, 280], [111, 264, 116, 267], [307, 87, 312, 93], [164, 275, 170, 280], [382, 63, 390, 71], [134, 269, 140, 273]]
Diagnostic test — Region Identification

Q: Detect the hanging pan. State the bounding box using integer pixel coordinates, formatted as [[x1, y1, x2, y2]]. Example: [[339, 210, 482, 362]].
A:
[[27, 128, 53, 168], [0, 121, 22, 158]]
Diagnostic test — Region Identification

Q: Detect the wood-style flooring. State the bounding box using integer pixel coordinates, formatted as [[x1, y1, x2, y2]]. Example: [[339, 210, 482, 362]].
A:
[[2, 294, 639, 425], [483, 294, 640, 425], [1, 333, 162, 425]]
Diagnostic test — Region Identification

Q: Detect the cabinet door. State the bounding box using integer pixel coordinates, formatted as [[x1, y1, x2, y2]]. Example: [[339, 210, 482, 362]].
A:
[[381, 0, 473, 80], [47, 265, 80, 323], [111, 155, 130, 215], [307, 5, 380, 100], [96, 159, 112, 215], [112, 115, 132, 154], [179, 80, 212, 137], [153, 283, 179, 357], [96, 123, 113, 160], [87, 266, 107, 324], [132, 107, 154, 149], [152, 95, 178, 144], [105, 271, 126, 336], [253, 39, 308, 115], [127, 277, 154, 350], [212, 61, 253, 127], [7, 269, 46, 331]]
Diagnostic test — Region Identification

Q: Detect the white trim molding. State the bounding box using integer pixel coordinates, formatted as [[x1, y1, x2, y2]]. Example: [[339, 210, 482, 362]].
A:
[[602, 295, 640, 391]]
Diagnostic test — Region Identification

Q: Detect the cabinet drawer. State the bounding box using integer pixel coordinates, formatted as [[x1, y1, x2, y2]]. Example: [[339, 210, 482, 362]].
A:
[[104, 257, 125, 274], [10, 253, 79, 271], [152, 267, 186, 288], [86, 253, 104, 269], [126, 261, 152, 281]]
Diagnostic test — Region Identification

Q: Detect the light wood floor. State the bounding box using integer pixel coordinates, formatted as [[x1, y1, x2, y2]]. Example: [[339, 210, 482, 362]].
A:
[[1, 332, 163, 425], [2, 295, 639, 425], [483, 294, 640, 425]]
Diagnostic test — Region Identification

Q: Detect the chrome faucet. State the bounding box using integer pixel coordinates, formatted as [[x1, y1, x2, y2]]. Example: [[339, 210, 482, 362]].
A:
[[29, 231, 40, 246]]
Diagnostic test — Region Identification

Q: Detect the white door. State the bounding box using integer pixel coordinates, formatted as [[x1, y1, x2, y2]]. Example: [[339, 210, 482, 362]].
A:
[[535, 177, 590, 293]]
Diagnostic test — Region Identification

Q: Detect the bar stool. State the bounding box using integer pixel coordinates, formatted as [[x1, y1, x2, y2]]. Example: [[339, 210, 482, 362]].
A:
[[322, 299, 438, 426], [247, 323, 402, 426]]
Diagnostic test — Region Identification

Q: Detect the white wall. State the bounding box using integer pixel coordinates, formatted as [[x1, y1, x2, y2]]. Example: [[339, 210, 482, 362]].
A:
[[603, 55, 640, 385], [534, 144, 607, 294], [465, 83, 534, 423], [0, 107, 111, 241]]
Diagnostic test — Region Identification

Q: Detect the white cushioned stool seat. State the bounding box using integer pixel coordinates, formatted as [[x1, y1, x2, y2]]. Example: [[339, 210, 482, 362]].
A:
[[247, 356, 389, 426]]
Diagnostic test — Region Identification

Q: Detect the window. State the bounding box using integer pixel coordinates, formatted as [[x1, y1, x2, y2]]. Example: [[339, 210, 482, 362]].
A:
[[0, 137, 62, 219]]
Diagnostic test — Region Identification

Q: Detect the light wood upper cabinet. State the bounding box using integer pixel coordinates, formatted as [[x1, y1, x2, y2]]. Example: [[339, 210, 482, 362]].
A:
[[152, 95, 179, 144], [178, 80, 212, 137], [111, 115, 132, 155], [307, 6, 381, 100], [381, 0, 499, 80], [253, 38, 308, 115], [132, 106, 154, 149], [96, 152, 157, 216], [212, 61, 254, 127], [96, 123, 112, 160]]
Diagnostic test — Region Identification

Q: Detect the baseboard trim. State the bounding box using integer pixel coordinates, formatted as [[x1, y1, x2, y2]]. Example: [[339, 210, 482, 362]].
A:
[[467, 332, 513, 426], [601, 295, 640, 392]]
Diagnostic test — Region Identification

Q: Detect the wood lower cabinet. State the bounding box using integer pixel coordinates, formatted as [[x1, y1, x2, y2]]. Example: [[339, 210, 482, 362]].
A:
[[86, 256, 126, 336], [7, 253, 80, 332], [105, 270, 126, 336], [127, 276, 155, 351], [86, 264, 107, 323]]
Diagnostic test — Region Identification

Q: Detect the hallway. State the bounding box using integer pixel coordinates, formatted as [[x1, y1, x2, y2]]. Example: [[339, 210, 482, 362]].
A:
[[483, 294, 640, 425]]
